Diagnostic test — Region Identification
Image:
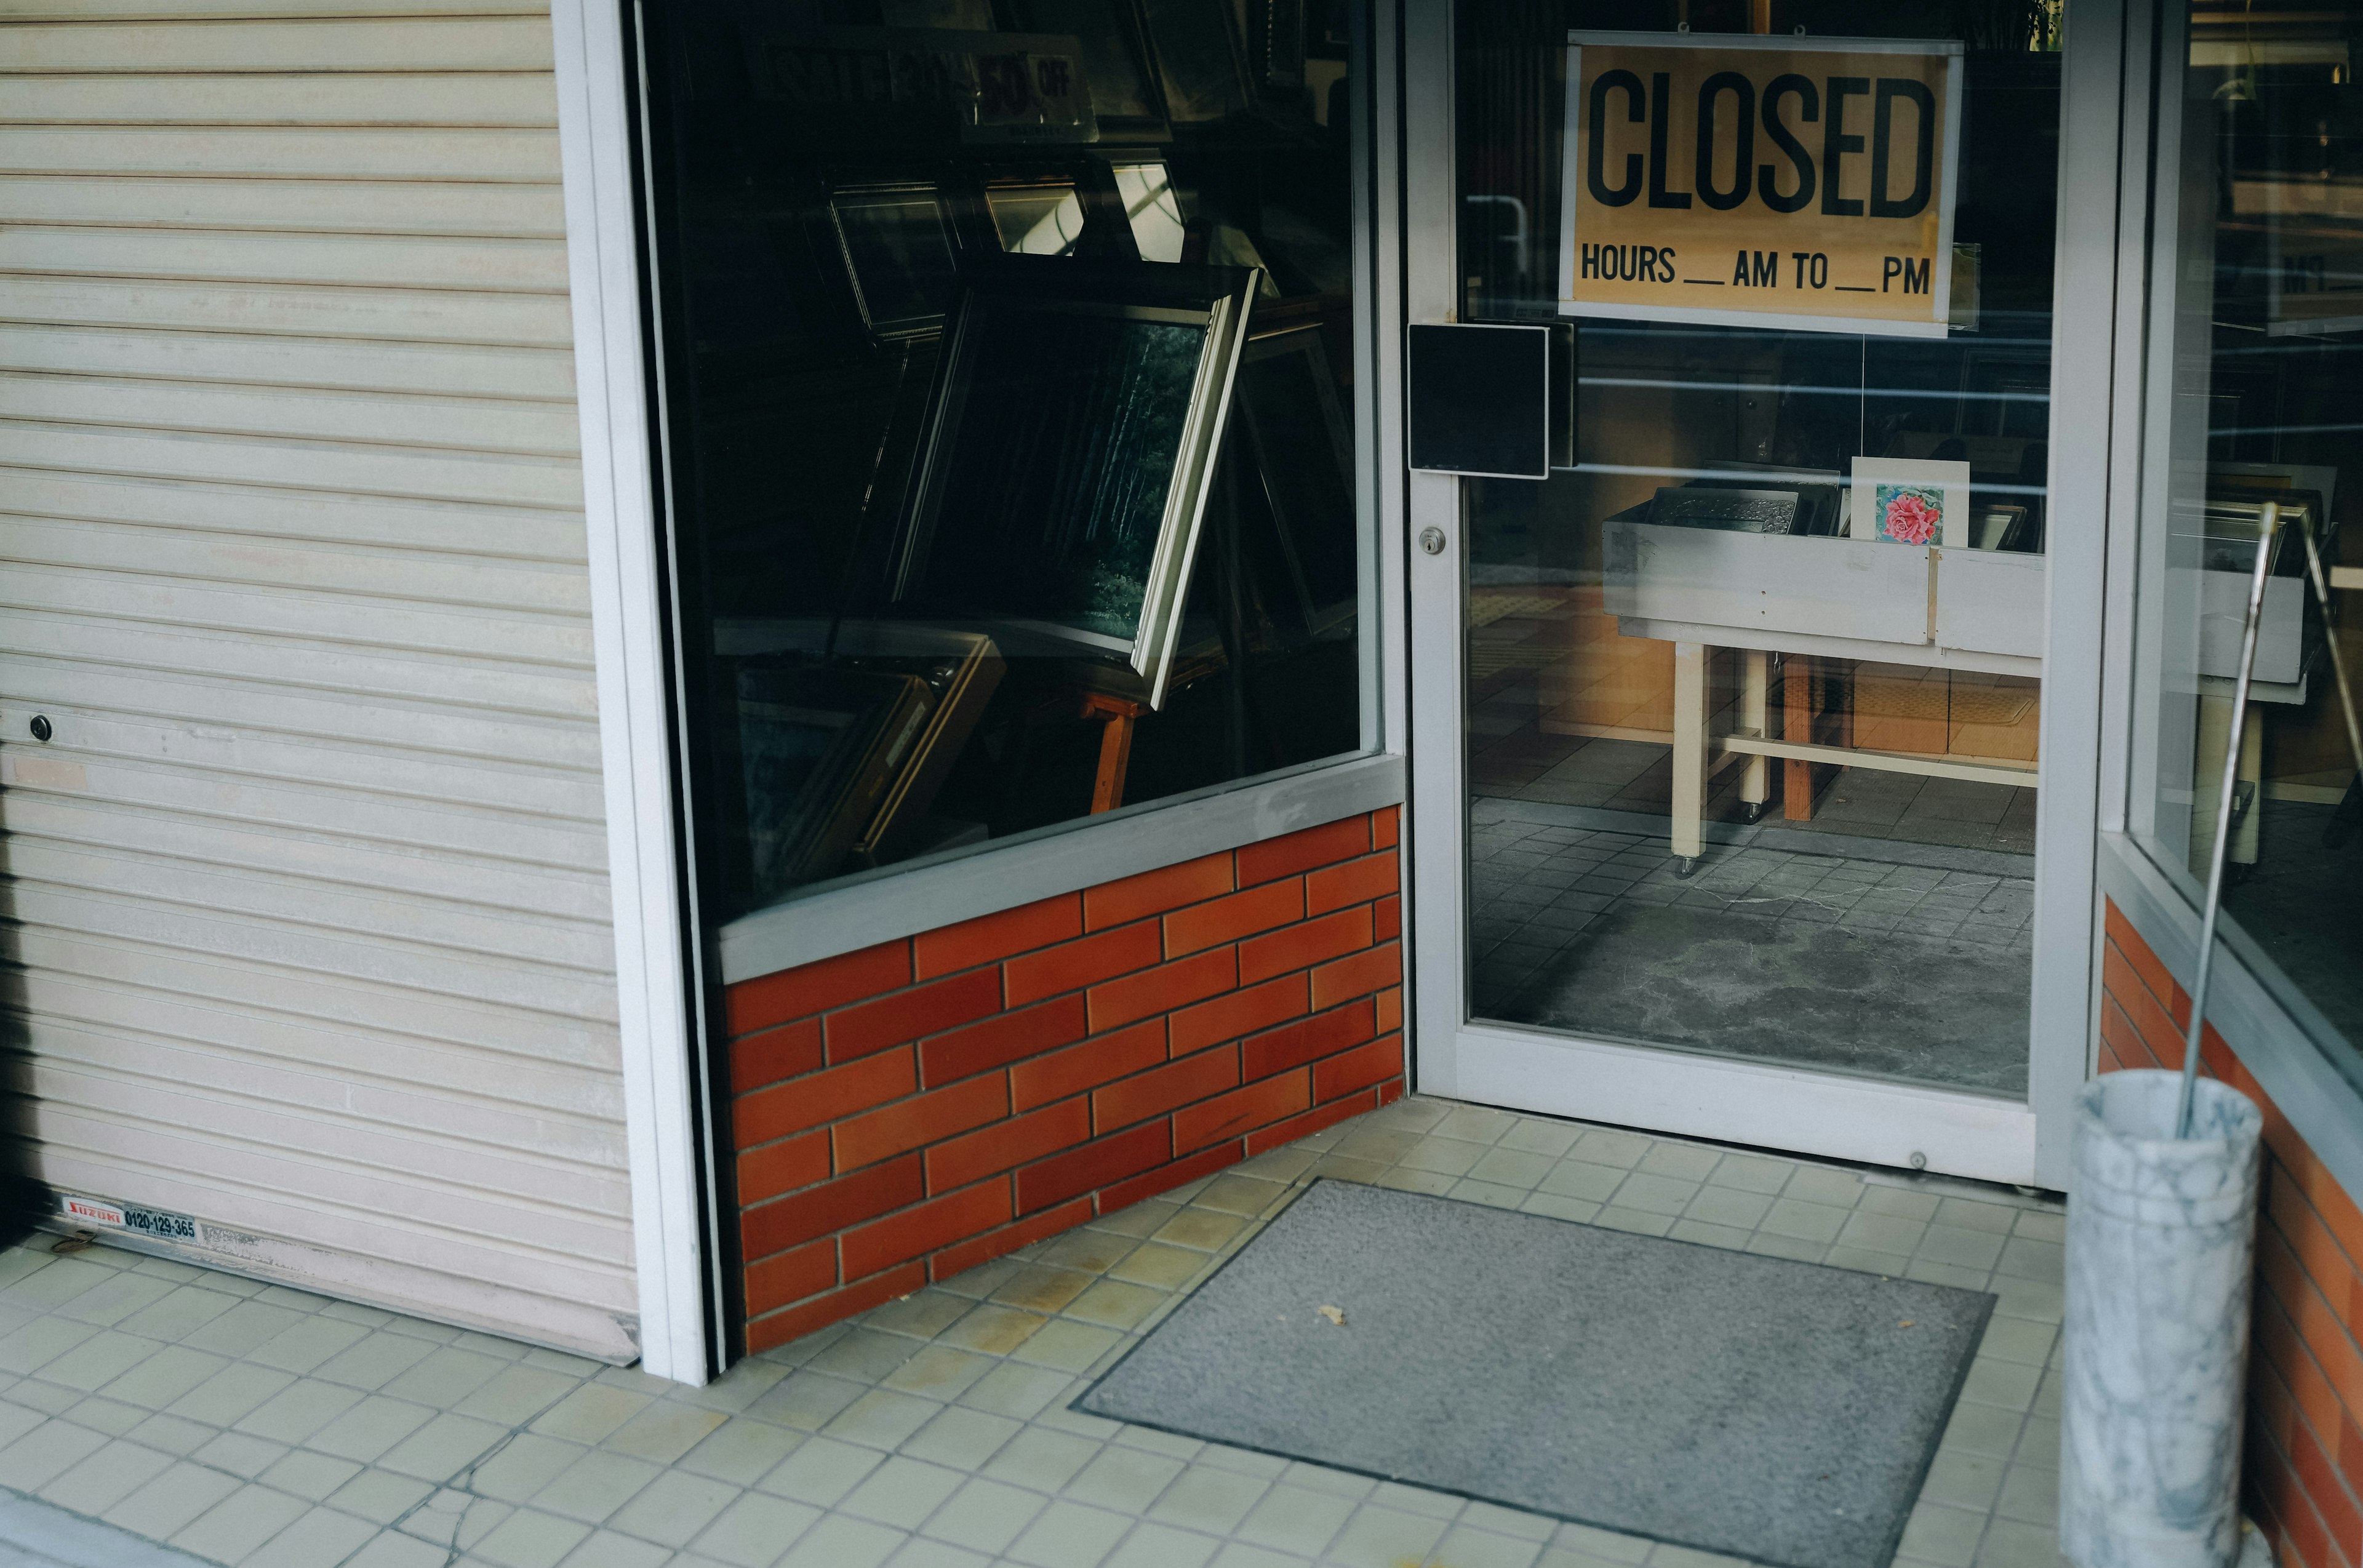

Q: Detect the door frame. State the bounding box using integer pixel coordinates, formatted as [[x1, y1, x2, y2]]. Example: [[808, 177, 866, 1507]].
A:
[[1402, 0, 2132, 1191]]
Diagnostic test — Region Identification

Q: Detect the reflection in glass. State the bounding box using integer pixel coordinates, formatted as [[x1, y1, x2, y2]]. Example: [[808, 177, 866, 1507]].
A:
[[640, 0, 1361, 918], [2133, 0, 2363, 1049], [1457, 0, 2060, 1097], [831, 185, 959, 339]]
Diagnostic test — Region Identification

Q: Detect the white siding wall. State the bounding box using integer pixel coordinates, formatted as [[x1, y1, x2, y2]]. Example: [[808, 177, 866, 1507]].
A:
[[0, 0, 638, 1358]]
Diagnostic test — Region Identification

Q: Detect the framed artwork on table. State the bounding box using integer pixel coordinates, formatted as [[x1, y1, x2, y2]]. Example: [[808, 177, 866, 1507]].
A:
[[830, 183, 959, 340], [1236, 323, 1356, 634], [888, 252, 1261, 708], [1849, 458, 1973, 548]]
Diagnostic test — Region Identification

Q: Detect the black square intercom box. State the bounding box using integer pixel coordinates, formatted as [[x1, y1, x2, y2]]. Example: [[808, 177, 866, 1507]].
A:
[[1407, 322, 1553, 479]]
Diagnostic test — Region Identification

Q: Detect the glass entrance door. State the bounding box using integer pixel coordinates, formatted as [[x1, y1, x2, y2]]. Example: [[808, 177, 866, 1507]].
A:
[[1405, 0, 2111, 1187]]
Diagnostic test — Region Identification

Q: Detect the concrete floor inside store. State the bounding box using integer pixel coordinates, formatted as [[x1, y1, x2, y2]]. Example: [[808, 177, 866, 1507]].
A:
[[0, 1097, 2066, 1568]]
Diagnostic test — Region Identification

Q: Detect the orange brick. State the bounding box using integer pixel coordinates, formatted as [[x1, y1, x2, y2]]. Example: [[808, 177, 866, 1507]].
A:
[[1372, 807, 1399, 849], [2340, 1409, 2363, 1507], [1239, 906, 1372, 985], [1010, 1018, 1167, 1111], [2260, 1270, 2351, 1449], [727, 940, 910, 1037], [1237, 815, 1370, 886], [745, 1262, 924, 1354], [1309, 940, 1401, 1010], [1305, 850, 1397, 915], [1377, 1078, 1405, 1106], [1084, 852, 1233, 930], [2098, 994, 2157, 1073], [834, 1074, 1007, 1172], [921, 994, 1090, 1088], [1094, 1046, 1238, 1132], [2271, 1175, 2363, 1328], [1088, 946, 1237, 1032], [731, 1018, 823, 1094], [928, 1099, 1091, 1193], [1243, 998, 1377, 1079], [1375, 985, 1402, 1034], [1166, 879, 1303, 957], [929, 1197, 1094, 1282], [1016, 1121, 1170, 1214], [1246, 1084, 1377, 1156], [914, 894, 1082, 980], [2289, 1414, 2363, 1564], [735, 1049, 914, 1146], [1374, 893, 1400, 942], [1170, 973, 1308, 1055], [1005, 921, 1162, 1007], [842, 1178, 1012, 1279], [744, 1238, 834, 1316], [1100, 1138, 1239, 1214], [737, 1130, 829, 1207], [826, 967, 1001, 1063], [1313, 1032, 1402, 1102], [1174, 1069, 1309, 1153], [2106, 899, 2185, 1017], [2104, 943, 2185, 1065], [742, 1153, 921, 1258]]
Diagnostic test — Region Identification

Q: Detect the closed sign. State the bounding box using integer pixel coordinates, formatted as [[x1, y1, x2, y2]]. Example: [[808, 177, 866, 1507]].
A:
[[1558, 31, 1962, 337]]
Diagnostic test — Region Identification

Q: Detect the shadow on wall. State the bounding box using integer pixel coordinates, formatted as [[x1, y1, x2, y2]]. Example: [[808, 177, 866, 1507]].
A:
[[0, 740, 57, 1252]]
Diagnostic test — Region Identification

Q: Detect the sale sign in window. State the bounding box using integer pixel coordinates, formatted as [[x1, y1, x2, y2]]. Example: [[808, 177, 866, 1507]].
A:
[[1557, 31, 1962, 337]]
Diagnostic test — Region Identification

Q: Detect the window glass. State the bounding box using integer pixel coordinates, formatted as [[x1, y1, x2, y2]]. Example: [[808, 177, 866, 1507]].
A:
[[2133, 1, 2363, 1049], [1458, 0, 2061, 1096], [637, 0, 1363, 922]]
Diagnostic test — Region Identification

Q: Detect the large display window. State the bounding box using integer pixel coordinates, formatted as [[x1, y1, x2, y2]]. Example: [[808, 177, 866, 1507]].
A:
[[2129, 0, 2363, 1056], [636, 0, 1366, 922]]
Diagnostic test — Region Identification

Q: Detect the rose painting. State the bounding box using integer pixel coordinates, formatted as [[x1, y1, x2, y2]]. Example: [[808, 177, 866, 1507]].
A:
[[1875, 484, 1942, 545]]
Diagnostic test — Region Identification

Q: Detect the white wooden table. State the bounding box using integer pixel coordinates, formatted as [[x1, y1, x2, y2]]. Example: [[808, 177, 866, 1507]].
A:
[[1603, 517, 2045, 874]]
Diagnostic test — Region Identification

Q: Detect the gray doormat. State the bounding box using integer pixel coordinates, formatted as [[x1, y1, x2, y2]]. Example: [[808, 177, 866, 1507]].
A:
[[1501, 903, 2031, 1095], [1079, 1181, 1994, 1568]]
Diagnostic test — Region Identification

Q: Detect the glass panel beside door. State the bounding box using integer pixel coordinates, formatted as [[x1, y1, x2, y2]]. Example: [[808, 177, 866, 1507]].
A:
[[1453, 3, 2063, 1105]]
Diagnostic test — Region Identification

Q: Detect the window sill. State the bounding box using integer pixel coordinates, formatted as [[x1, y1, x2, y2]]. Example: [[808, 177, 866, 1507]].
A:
[[2096, 830, 2363, 1197], [716, 751, 1407, 986]]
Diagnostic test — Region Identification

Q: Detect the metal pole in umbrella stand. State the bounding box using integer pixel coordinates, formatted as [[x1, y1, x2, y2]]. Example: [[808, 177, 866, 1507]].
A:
[[2060, 507, 2276, 1568]]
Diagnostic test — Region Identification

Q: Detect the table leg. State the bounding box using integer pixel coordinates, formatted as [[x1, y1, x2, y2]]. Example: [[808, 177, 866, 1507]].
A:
[[1784, 654, 1815, 822], [1740, 649, 1769, 823], [1672, 641, 1706, 875], [2233, 703, 2265, 866]]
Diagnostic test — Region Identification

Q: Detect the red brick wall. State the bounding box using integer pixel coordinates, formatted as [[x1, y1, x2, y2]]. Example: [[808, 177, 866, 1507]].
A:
[[722, 807, 1405, 1352], [2101, 900, 2363, 1568]]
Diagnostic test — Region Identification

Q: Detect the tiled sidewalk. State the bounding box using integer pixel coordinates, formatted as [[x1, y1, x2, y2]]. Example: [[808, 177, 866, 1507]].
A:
[[0, 1097, 2066, 1568]]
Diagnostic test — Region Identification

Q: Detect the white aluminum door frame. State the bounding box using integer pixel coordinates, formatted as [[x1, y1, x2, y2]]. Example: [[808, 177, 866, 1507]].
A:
[[1404, 0, 2129, 1191]]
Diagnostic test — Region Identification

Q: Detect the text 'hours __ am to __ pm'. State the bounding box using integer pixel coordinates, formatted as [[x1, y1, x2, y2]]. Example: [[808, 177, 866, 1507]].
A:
[[1557, 31, 1964, 338]]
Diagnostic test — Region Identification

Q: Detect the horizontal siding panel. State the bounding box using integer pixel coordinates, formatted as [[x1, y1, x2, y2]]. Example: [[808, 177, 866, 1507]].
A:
[[0, 325, 574, 399], [1, 225, 570, 292], [0, 517, 591, 617], [0, 420, 584, 505], [1, 17, 556, 72], [32, 1134, 636, 1314], [9, 836, 613, 974], [4, 606, 597, 718], [1, 564, 591, 666], [6, 1, 636, 1353], [0, 0, 546, 19], [1, 469, 590, 560], [12, 882, 620, 1022], [0, 372, 581, 456], [1, 716, 605, 846], [4, 273, 573, 346], [0, 174, 567, 236], [15, 964, 620, 1121], [8, 791, 608, 925], [0, 126, 559, 180], [23, 1048, 628, 1222], [0, 78, 552, 127]]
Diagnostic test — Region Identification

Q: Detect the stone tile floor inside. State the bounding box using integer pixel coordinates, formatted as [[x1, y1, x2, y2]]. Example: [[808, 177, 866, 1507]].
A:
[[0, 1098, 2067, 1568]]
